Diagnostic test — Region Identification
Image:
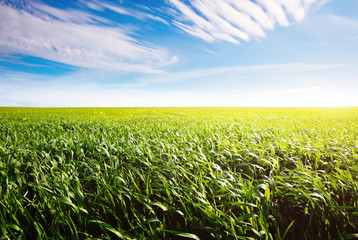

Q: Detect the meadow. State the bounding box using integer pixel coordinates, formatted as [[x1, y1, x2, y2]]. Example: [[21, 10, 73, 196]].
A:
[[0, 107, 357, 239]]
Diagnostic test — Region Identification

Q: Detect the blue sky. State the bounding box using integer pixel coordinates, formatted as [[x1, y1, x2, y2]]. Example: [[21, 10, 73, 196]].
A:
[[0, 0, 357, 107]]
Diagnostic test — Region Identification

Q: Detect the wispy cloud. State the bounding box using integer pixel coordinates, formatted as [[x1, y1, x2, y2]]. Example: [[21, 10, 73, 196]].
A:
[[0, 2, 176, 73], [0, 62, 353, 107], [167, 0, 327, 43], [132, 63, 343, 86], [84, 1, 169, 25], [202, 48, 216, 54], [31, 2, 111, 24], [102, 3, 168, 25], [298, 14, 358, 34]]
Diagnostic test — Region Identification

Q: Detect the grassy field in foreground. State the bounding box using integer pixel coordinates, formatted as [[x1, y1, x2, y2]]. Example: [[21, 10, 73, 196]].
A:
[[1, 107, 358, 239]]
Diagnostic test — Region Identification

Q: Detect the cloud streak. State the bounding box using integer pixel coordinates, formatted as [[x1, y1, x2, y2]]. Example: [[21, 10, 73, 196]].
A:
[[133, 63, 343, 86], [0, 62, 353, 107], [0, 2, 176, 73], [82, 1, 169, 25], [168, 0, 326, 43]]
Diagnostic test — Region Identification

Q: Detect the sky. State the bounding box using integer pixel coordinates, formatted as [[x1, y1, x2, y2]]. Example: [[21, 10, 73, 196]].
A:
[[0, 0, 357, 107]]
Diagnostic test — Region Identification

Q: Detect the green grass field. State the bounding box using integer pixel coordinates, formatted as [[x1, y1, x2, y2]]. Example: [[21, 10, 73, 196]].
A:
[[1, 107, 357, 239]]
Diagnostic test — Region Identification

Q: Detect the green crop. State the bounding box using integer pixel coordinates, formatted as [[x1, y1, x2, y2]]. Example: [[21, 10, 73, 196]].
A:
[[0, 107, 357, 239]]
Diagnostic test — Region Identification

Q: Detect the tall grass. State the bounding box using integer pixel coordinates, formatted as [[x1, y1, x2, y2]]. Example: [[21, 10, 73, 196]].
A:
[[0, 107, 357, 239]]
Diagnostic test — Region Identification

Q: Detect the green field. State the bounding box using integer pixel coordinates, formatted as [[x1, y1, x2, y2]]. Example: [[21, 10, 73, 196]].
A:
[[1, 107, 357, 239]]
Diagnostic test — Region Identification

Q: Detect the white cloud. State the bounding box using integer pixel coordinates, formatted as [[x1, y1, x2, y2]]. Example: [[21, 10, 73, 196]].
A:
[[191, 0, 249, 42], [0, 3, 176, 73], [170, 0, 230, 42], [215, 1, 266, 37], [226, 0, 274, 30], [173, 21, 216, 42], [168, 0, 325, 43], [79, 0, 105, 11], [276, 0, 306, 21], [256, 0, 289, 27]]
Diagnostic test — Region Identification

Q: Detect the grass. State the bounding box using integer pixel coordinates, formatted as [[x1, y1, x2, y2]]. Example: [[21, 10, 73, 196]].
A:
[[0, 107, 357, 239]]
